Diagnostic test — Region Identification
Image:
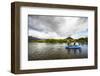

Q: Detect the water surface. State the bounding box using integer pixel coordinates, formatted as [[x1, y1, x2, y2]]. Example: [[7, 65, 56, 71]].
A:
[[28, 43, 88, 60]]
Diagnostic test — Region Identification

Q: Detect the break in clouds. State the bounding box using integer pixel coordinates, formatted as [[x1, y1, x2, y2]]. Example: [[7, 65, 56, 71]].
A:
[[28, 15, 88, 39]]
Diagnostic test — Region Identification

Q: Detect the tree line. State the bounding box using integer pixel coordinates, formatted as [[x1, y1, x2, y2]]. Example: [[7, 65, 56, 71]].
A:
[[29, 36, 88, 44]]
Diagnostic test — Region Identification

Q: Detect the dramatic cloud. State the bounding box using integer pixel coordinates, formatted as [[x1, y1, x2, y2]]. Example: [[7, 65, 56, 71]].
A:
[[28, 15, 88, 39]]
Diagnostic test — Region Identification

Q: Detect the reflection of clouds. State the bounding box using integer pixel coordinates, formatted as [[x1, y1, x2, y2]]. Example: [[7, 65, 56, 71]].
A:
[[28, 15, 88, 39]]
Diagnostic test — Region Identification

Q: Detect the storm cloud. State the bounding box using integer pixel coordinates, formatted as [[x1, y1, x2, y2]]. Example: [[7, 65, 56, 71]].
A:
[[28, 15, 88, 39]]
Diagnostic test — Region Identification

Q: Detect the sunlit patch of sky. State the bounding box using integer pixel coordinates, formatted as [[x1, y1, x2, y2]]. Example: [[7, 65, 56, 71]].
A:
[[28, 15, 88, 39], [71, 29, 88, 39]]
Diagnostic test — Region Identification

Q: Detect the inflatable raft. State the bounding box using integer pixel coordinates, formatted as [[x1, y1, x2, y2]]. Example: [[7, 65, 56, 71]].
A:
[[65, 45, 81, 49]]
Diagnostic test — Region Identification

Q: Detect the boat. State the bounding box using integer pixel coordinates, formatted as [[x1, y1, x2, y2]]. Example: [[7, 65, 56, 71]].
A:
[[65, 45, 81, 49]]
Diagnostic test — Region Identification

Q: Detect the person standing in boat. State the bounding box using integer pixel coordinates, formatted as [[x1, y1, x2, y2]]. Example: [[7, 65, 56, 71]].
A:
[[66, 37, 73, 46], [67, 41, 70, 46], [67, 40, 72, 46], [73, 42, 76, 45]]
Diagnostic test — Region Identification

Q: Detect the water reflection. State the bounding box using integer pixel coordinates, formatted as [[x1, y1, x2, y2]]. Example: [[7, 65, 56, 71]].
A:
[[28, 43, 88, 60], [67, 48, 82, 54]]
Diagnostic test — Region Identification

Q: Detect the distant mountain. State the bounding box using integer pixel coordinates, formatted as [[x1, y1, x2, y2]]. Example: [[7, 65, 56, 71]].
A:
[[28, 36, 41, 41], [66, 37, 73, 40]]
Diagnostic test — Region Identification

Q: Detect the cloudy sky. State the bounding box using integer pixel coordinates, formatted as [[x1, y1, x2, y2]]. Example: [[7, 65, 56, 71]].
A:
[[28, 15, 88, 39]]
